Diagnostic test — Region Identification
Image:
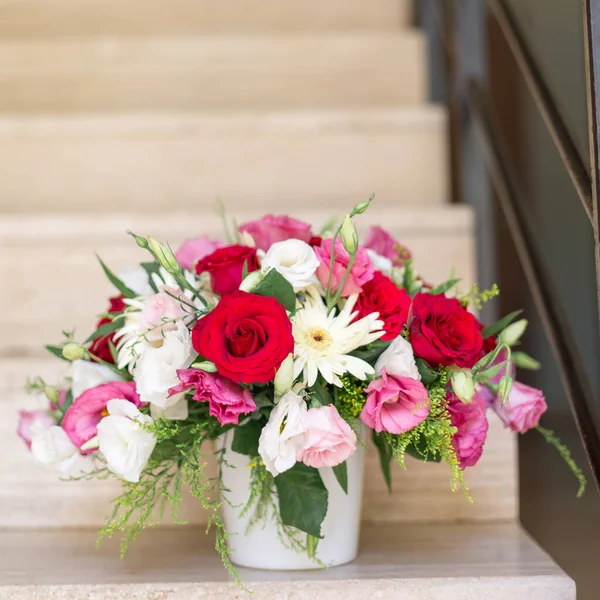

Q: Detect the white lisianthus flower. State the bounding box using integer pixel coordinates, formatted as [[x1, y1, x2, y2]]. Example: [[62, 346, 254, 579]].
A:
[[133, 322, 197, 420], [375, 335, 421, 380], [258, 390, 307, 476], [261, 239, 320, 291], [97, 399, 157, 483], [366, 249, 393, 277], [119, 265, 154, 297], [71, 359, 123, 400], [30, 424, 84, 476]]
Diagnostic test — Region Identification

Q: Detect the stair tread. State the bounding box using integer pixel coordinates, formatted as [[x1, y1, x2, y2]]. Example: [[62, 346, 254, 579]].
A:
[[0, 523, 573, 598]]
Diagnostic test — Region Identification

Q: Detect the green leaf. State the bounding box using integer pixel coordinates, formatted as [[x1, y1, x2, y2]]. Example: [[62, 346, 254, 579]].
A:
[[402, 260, 420, 296], [350, 340, 390, 363], [512, 351, 541, 370], [415, 358, 438, 385], [332, 461, 348, 494], [61, 389, 74, 413], [474, 361, 505, 383], [481, 309, 523, 339], [404, 438, 442, 463], [231, 419, 263, 456], [140, 261, 162, 293], [108, 340, 119, 364], [45, 345, 69, 362], [83, 318, 123, 344], [310, 379, 332, 407], [97, 255, 137, 299], [371, 430, 393, 493], [428, 278, 461, 295], [252, 268, 296, 312], [275, 463, 328, 538]]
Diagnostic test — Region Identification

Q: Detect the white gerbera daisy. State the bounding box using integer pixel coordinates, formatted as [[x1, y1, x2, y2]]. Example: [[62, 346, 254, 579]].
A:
[[292, 287, 385, 387]]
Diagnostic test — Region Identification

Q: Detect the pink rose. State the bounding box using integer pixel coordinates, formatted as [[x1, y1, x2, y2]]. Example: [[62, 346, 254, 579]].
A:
[[238, 215, 313, 251], [175, 236, 224, 271], [315, 238, 374, 297], [139, 288, 188, 342], [297, 404, 357, 468], [364, 226, 412, 267], [361, 368, 429, 434], [17, 410, 56, 449], [447, 392, 488, 469], [62, 382, 142, 454], [170, 369, 256, 425], [492, 381, 547, 433]]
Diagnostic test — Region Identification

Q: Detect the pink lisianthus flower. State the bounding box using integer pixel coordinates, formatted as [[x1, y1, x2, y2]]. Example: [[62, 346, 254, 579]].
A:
[[446, 391, 489, 469], [139, 287, 188, 342], [238, 215, 313, 251], [361, 368, 429, 434], [492, 381, 547, 433], [175, 236, 225, 271], [17, 410, 56, 449], [170, 369, 256, 425], [297, 404, 357, 468], [315, 238, 374, 297], [364, 226, 412, 267], [62, 381, 142, 454]]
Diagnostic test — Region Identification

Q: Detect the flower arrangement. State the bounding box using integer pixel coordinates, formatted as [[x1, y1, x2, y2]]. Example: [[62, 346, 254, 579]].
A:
[[19, 200, 585, 577]]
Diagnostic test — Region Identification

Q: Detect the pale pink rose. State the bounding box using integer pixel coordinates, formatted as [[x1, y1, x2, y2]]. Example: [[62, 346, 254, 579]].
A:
[[297, 404, 357, 468], [170, 369, 256, 425], [315, 238, 374, 297], [139, 287, 187, 342], [493, 381, 547, 433], [447, 391, 488, 469], [62, 382, 142, 454], [361, 368, 429, 434], [364, 226, 412, 267], [175, 236, 224, 271], [238, 215, 313, 251], [17, 410, 56, 450]]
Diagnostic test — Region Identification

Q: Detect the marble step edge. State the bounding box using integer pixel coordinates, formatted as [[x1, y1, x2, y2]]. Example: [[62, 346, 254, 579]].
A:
[[0, 522, 575, 599]]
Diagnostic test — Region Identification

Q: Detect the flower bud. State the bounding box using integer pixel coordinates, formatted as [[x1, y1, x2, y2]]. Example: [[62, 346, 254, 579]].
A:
[[127, 230, 149, 249], [499, 374, 513, 404], [512, 351, 541, 370], [350, 196, 373, 217], [191, 361, 218, 373], [239, 270, 265, 292], [62, 343, 86, 361], [44, 386, 61, 406], [499, 319, 528, 346], [274, 353, 295, 399], [80, 435, 100, 452], [148, 237, 181, 275], [340, 215, 359, 254], [451, 369, 475, 403]]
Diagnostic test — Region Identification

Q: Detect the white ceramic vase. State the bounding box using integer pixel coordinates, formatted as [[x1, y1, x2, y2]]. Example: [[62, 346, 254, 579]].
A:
[[217, 431, 365, 570]]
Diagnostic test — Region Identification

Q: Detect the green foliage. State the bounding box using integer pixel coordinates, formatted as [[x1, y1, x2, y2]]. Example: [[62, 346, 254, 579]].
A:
[[336, 375, 367, 423], [371, 430, 393, 493], [239, 459, 275, 531], [252, 268, 297, 312], [274, 462, 328, 538], [414, 358, 438, 385], [512, 351, 541, 370], [231, 419, 263, 456], [332, 461, 348, 494], [481, 309, 522, 338], [460, 283, 500, 310], [536, 425, 586, 498], [83, 318, 124, 344], [387, 368, 470, 498], [402, 260, 421, 296], [140, 261, 162, 293], [44, 344, 69, 361], [97, 255, 137, 298], [349, 340, 390, 364], [428, 278, 461, 295]]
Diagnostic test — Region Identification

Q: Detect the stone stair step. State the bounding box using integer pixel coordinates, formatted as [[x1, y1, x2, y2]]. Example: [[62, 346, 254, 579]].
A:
[[0, 33, 425, 112], [0, 523, 574, 599], [0, 107, 448, 213], [0, 0, 411, 37]]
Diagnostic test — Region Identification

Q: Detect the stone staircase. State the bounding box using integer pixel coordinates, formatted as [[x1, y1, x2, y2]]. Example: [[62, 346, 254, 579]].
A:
[[0, 1, 574, 597]]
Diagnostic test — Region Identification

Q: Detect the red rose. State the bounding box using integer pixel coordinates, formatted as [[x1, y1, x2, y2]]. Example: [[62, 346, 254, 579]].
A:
[[409, 293, 483, 368], [192, 291, 294, 384], [89, 296, 126, 364], [195, 244, 259, 296], [354, 272, 411, 341]]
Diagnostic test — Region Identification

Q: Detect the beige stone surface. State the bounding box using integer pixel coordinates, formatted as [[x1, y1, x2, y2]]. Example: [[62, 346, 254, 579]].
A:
[[0, 523, 575, 598], [0, 33, 425, 112], [0, 108, 447, 213], [0, 0, 411, 36]]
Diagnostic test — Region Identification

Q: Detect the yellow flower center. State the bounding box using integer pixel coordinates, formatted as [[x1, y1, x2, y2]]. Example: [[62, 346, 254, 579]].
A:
[[100, 408, 110, 418], [305, 327, 333, 352]]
